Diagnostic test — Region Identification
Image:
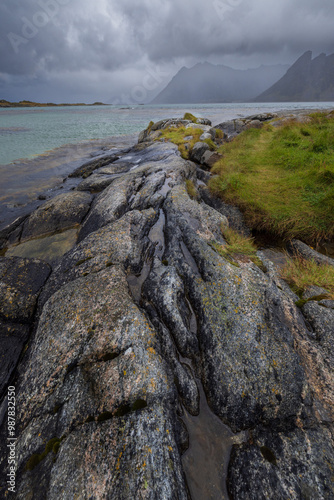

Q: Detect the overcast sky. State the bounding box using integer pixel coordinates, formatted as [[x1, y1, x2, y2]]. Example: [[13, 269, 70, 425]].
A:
[[0, 0, 334, 103]]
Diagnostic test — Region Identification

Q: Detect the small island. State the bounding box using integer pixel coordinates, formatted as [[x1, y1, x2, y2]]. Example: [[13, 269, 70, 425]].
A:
[[0, 99, 108, 108]]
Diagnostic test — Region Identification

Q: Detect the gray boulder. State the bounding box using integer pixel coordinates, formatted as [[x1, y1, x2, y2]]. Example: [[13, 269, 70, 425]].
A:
[[76, 174, 116, 193], [69, 153, 119, 178], [189, 141, 210, 163], [21, 192, 92, 241]]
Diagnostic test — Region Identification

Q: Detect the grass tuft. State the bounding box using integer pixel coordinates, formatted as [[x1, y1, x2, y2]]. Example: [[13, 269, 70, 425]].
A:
[[185, 179, 198, 199], [280, 255, 334, 299], [220, 226, 257, 256], [183, 112, 198, 123], [158, 126, 206, 159], [210, 225, 265, 269]]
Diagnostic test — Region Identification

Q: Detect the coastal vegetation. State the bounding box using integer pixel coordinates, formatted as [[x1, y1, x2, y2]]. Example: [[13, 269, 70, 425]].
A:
[[183, 112, 198, 122], [280, 255, 334, 299], [211, 225, 265, 269], [159, 125, 204, 159], [209, 112, 334, 244], [185, 179, 198, 199]]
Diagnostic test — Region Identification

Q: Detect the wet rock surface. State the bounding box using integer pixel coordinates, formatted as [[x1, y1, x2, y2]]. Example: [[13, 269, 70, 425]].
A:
[[20, 191, 92, 241], [0, 119, 333, 499], [0, 257, 51, 397]]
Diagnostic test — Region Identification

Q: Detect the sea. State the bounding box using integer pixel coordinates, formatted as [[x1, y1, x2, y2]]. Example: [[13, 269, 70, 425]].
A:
[[1, 102, 333, 230]]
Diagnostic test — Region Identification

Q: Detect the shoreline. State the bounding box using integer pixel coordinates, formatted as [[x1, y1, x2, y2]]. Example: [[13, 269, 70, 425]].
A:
[[0, 133, 136, 231], [1, 106, 333, 237]]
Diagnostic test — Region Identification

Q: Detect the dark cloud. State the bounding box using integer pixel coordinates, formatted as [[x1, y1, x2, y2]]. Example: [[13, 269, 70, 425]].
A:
[[0, 0, 333, 102]]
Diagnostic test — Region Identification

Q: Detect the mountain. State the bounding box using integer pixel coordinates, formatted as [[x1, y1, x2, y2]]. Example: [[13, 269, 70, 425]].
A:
[[255, 51, 334, 102], [151, 62, 289, 104]]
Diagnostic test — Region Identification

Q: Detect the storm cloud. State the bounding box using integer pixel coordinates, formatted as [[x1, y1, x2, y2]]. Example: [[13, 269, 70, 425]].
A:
[[0, 0, 333, 102]]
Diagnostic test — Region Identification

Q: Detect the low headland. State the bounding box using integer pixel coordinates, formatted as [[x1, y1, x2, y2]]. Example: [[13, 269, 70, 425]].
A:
[[0, 108, 333, 499], [0, 99, 108, 108]]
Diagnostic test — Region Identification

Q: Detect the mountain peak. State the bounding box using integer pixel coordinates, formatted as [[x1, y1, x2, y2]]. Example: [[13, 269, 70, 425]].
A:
[[151, 61, 288, 104], [255, 51, 334, 102]]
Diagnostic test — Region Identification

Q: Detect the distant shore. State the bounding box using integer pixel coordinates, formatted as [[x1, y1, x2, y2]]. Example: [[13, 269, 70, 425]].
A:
[[0, 100, 108, 108]]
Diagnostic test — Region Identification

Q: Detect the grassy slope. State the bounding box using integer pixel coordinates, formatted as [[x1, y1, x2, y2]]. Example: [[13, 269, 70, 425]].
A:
[[209, 112, 334, 244]]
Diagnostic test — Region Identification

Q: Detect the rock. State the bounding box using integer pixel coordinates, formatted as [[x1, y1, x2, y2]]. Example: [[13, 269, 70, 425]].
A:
[[287, 239, 334, 267], [196, 118, 212, 126], [201, 150, 222, 169], [6, 267, 187, 499], [247, 113, 278, 122], [0, 256, 51, 397], [95, 162, 131, 175], [199, 186, 251, 236], [151, 119, 190, 132], [77, 143, 184, 242], [199, 132, 212, 141], [0, 321, 30, 397], [76, 174, 116, 193], [0, 257, 51, 324], [196, 166, 211, 184], [21, 192, 92, 241], [1, 118, 334, 499], [298, 285, 334, 385], [244, 119, 263, 130], [0, 215, 28, 250], [214, 113, 277, 138], [228, 425, 334, 499], [38, 208, 157, 308], [162, 186, 307, 433], [68, 153, 119, 178], [185, 123, 211, 133], [189, 141, 210, 163]]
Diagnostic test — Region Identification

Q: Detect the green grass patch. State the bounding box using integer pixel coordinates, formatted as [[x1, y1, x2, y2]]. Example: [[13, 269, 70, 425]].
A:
[[280, 255, 334, 299], [158, 126, 205, 159], [210, 225, 265, 270], [185, 179, 198, 199], [209, 113, 334, 243], [221, 226, 258, 256], [203, 138, 216, 150], [147, 120, 154, 133], [183, 112, 198, 123]]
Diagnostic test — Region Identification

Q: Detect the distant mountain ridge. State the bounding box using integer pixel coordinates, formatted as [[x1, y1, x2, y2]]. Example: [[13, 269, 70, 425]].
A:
[[151, 62, 289, 104], [255, 51, 334, 102]]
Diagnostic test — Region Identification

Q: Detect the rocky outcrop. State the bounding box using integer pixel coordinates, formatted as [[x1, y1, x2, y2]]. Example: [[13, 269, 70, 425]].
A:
[[215, 112, 278, 139], [0, 119, 333, 499], [0, 257, 51, 397], [20, 192, 92, 242]]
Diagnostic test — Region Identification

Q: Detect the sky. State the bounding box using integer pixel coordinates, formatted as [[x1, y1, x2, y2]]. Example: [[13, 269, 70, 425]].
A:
[[0, 0, 334, 104]]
